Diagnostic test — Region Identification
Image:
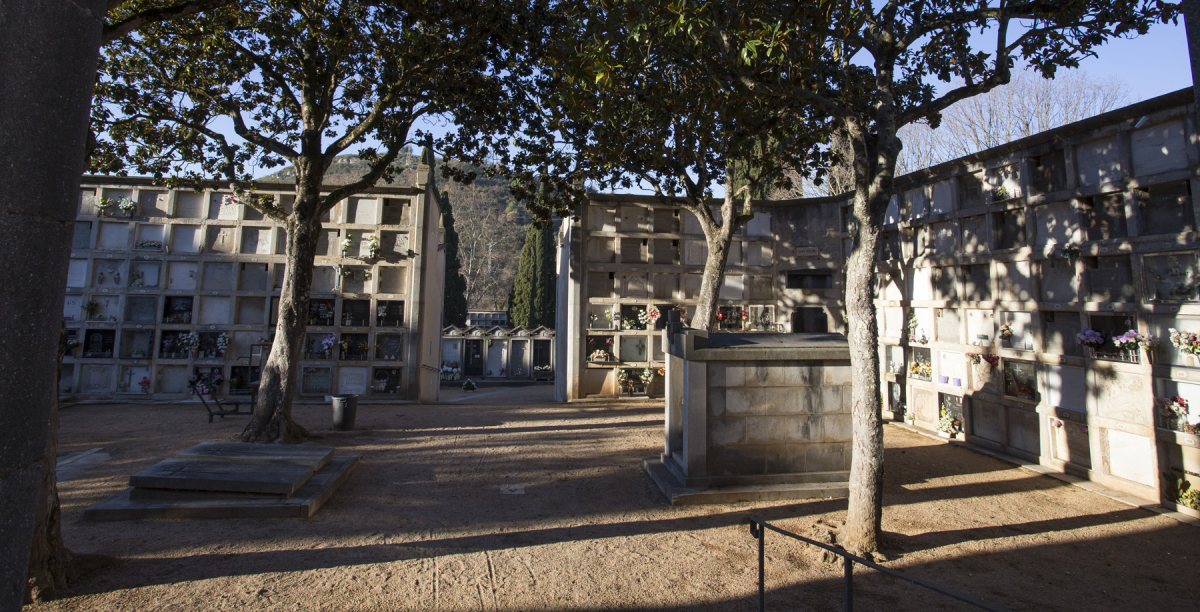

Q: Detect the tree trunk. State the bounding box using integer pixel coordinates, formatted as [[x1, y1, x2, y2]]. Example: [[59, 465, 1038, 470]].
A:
[[689, 193, 746, 331], [841, 125, 901, 557], [0, 0, 103, 608], [241, 188, 321, 443], [25, 326, 72, 603]]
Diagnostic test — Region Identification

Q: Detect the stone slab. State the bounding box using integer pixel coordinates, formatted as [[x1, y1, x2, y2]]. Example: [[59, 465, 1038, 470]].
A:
[[177, 441, 333, 471], [128, 457, 315, 495], [642, 456, 847, 506], [84, 456, 358, 520], [56, 447, 110, 482]]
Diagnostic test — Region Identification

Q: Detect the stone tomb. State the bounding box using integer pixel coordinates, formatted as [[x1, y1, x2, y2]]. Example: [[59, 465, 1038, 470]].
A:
[[84, 441, 358, 519], [644, 323, 852, 504]]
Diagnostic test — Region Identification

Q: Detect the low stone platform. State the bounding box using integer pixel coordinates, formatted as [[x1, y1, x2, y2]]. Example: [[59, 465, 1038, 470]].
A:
[[85, 456, 358, 520], [642, 456, 847, 505], [84, 441, 358, 520]]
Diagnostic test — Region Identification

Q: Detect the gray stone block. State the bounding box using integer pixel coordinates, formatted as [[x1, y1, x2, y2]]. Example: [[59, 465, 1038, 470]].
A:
[[822, 414, 853, 443], [823, 365, 853, 386], [708, 446, 766, 475], [764, 446, 808, 473], [707, 387, 726, 416], [806, 443, 851, 472], [708, 417, 744, 446]]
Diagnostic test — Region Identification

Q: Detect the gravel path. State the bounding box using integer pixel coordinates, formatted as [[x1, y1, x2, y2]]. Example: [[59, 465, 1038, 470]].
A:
[[27, 389, 1200, 611]]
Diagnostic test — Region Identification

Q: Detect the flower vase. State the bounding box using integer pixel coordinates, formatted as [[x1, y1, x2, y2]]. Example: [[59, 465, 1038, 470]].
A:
[[938, 431, 955, 440]]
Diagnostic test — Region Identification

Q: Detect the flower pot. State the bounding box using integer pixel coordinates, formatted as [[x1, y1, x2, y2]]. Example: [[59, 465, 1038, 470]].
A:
[[937, 375, 949, 384], [950, 377, 962, 387], [980, 340, 992, 348], [938, 431, 955, 439]]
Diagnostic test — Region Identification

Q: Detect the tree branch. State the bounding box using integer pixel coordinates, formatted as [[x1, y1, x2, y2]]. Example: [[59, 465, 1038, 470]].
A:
[[103, 0, 234, 44], [322, 144, 404, 210]]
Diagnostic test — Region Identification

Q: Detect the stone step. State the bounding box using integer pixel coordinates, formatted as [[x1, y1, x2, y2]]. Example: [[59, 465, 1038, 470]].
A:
[[129, 457, 316, 496], [85, 456, 358, 520], [643, 456, 848, 506], [177, 441, 333, 471]]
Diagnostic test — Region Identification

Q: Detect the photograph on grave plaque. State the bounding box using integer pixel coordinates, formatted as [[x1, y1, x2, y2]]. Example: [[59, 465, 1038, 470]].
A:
[[376, 301, 405, 327], [163, 296, 193, 323], [1003, 361, 1039, 401], [373, 368, 401, 393], [308, 299, 335, 326], [83, 330, 115, 358], [375, 334, 404, 360], [342, 299, 370, 326]]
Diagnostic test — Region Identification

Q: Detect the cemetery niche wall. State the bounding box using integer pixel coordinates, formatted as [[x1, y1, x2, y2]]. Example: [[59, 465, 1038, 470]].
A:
[[557, 87, 1200, 514], [440, 325, 556, 382], [65, 172, 446, 403]]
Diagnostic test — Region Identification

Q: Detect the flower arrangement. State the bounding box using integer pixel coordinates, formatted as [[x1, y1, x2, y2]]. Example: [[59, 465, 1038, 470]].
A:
[[646, 305, 661, 324], [462, 379, 477, 391], [216, 333, 230, 355], [992, 185, 1010, 202], [136, 239, 162, 250], [657, 367, 666, 377], [1165, 476, 1200, 511], [1049, 417, 1064, 428], [1112, 330, 1157, 352], [588, 349, 610, 362], [937, 410, 962, 435], [1075, 328, 1105, 348], [616, 368, 629, 387], [967, 353, 1000, 368], [95, 198, 114, 215], [908, 360, 932, 379], [640, 368, 655, 385], [341, 237, 354, 256], [180, 332, 200, 352], [533, 365, 553, 372], [188, 372, 223, 396], [624, 308, 646, 330], [1169, 328, 1200, 355], [1058, 243, 1082, 262], [320, 333, 337, 358], [998, 324, 1013, 339], [138, 376, 151, 393], [589, 312, 598, 325], [117, 197, 136, 215], [1157, 396, 1199, 434], [366, 234, 380, 258], [65, 339, 80, 351]]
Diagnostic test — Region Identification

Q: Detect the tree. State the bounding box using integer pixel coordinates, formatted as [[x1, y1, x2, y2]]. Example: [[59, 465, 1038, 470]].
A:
[[452, 186, 528, 310], [712, 0, 1175, 555], [509, 220, 556, 328], [896, 69, 1131, 175], [440, 189, 469, 327], [93, 0, 535, 442], [445, 3, 831, 331]]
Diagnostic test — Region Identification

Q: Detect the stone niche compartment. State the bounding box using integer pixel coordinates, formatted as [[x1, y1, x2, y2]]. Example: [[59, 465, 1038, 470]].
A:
[[1143, 252, 1199, 302], [1034, 201, 1078, 246], [1054, 416, 1093, 471], [97, 222, 130, 250], [375, 334, 404, 360], [67, 259, 88, 288], [155, 365, 188, 393], [167, 262, 198, 290], [234, 297, 266, 325], [173, 192, 203, 219], [376, 300, 404, 327], [653, 239, 680, 264], [1136, 181, 1194, 236], [377, 266, 407, 294], [930, 180, 954, 215], [622, 273, 648, 298], [653, 208, 680, 233], [960, 215, 989, 254], [119, 330, 154, 359], [204, 225, 237, 254], [372, 368, 402, 394], [312, 266, 337, 293], [619, 205, 648, 231], [208, 193, 240, 220], [303, 333, 333, 359], [93, 259, 124, 289], [135, 224, 165, 250], [117, 365, 151, 394], [957, 171, 986, 208], [341, 299, 370, 326], [240, 227, 272, 254], [341, 267, 371, 294], [588, 273, 615, 300], [238, 263, 271, 291], [170, 225, 201, 253], [618, 335, 648, 363], [380, 198, 411, 225], [936, 308, 961, 344], [383, 232, 410, 259], [1042, 312, 1082, 357], [998, 261, 1034, 303], [346, 197, 378, 224], [301, 366, 332, 394], [1131, 119, 1187, 177], [1040, 258, 1078, 302], [1085, 256, 1135, 303], [83, 330, 115, 358], [1030, 149, 1068, 194], [316, 229, 337, 256], [197, 331, 228, 358], [904, 186, 928, 219], [79, 364, 114, 393], [930, 267, 959, 301], [202, 262, 235, 290], [966, 309, 995, 347], [308, 299, 335, 326], [1003, 360, 1039, 402], [339, 333, 369, 360], [1082, 193, 1128, 241], [653, 274, 679, 300], [962, 264, 991, 302], [88, 296, 120, 322], [64, 295, 84, 323], [198, 296, 232, 325], [992, 209, 1026, 250], [588, 237, 617, 263], [683, 239, 707, 265], [1075, 136, 1122, 186], [588, 206, 617, 232], [1044, 364, 1086, 411], [338, 366, 369, 395], [162, 296, 193, 324], [970, 398, 1004, 443], [1103, 428, 1154, 487], [996, 311, 1033, 351], [908, 347, 932, 381], [128, 261, 160, 289]]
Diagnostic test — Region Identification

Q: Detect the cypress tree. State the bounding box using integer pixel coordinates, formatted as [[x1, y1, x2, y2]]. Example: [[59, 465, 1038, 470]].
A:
[[438, 189, 468, 327], [509, 223, 538, 327], [530, 223, 557, 328]]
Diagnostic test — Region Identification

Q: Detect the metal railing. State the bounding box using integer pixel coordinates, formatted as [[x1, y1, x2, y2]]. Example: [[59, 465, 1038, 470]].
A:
[[747, 518, 1009, 612]]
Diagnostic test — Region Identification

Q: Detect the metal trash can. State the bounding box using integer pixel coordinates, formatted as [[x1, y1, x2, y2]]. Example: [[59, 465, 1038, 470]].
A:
[[331, 395, 358, 430]]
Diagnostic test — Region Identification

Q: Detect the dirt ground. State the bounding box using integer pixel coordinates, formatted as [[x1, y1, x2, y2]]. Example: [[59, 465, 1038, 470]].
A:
[[26, 386, 1200, 611]]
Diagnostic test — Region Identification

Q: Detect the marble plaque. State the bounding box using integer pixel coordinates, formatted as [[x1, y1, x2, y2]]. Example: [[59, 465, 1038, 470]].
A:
[[97, 222, 129, 250], [174, 192, 204, 218], [203, 262, 235, 290], [66, 259, 88, 288], [80, 365, 114, 393], [158, 365, 189, 393], [199, 296, 232, 325], [1104, 429, 1153, 486], [167, 262, 198, 290]]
